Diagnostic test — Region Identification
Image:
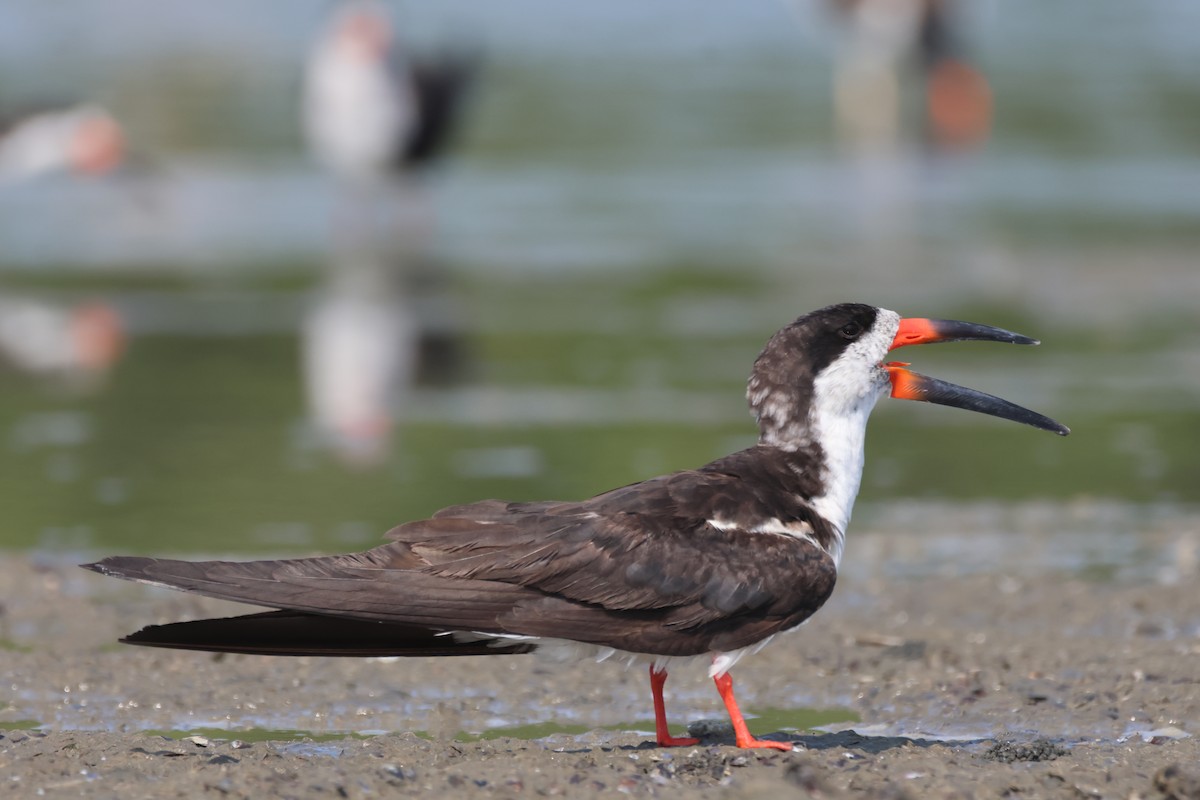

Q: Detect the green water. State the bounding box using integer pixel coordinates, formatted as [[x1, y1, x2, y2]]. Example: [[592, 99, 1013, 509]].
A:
[[0, 718, 42, 731], [2, 264, 1196, 554], [0, 701, 42, 731]]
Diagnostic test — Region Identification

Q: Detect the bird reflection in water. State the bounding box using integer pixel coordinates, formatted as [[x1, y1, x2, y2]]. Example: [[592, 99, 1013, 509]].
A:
[[0, 295, 125, 389], [302, 239, 420, 467]]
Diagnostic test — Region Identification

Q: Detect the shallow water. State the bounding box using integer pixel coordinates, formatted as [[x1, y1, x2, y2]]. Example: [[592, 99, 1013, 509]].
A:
[[0, 706, 859, 745]]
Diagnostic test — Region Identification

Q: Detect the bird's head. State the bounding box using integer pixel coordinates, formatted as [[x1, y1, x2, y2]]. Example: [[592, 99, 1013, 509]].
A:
[[332, 3, 394, 62], [748, 303, 1069, 450], [67, 107, 125, 176]]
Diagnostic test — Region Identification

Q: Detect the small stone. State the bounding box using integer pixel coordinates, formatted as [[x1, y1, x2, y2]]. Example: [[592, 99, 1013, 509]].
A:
[[383, 764, 416, 781], [687, 718, 734, 739], [982, 738, 1069, 763]]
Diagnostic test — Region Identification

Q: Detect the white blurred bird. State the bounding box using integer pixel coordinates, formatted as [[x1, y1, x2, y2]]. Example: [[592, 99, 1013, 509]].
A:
[[0, 296, 125, 385], [0, 104, 125, 183], [303, 1, 479, 184]]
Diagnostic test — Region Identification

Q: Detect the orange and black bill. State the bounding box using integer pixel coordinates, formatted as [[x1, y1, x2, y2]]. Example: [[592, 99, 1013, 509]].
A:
[[887, 318, 1070, 436], [890, 317, 1039, 350]]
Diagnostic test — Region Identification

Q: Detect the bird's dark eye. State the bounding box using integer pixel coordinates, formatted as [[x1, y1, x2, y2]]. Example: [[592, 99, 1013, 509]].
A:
[[838, 322, 863, 339]]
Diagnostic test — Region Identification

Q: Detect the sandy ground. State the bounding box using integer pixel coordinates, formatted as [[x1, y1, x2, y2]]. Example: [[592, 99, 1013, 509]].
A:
[[2, 526, 1199, 799]]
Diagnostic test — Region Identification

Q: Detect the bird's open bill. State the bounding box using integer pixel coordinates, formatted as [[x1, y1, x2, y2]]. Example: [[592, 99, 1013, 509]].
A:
[[887, 318, 1070, 436]]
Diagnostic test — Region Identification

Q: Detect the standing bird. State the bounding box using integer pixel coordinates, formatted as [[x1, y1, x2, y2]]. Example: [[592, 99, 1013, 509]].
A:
[[830, 0, 990, 153], [84, 304, 1067, 750], [303, 1, 479, 184], [0, 104, 125, 183]]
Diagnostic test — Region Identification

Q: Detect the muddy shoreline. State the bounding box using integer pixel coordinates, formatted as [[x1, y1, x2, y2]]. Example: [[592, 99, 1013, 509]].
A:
[[2, 527, 1199, 798]]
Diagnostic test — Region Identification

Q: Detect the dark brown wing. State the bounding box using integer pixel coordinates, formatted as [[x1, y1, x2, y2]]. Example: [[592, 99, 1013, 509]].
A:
[[84, 448, 837, 657], [385, 460, 837, 653], [399, 47, 481, 168]]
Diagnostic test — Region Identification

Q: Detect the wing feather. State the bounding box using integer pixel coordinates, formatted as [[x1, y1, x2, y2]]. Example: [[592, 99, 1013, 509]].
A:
[[87, 446, 839, 657]]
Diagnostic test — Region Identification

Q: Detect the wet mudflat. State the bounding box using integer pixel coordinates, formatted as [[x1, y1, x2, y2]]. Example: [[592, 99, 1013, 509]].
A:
[[5, 727, 1198, 800], [3, 518, 1199, 799]]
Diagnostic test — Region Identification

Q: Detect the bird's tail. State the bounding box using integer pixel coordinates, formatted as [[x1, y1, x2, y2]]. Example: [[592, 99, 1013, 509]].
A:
[[121, 609, 532, 658]]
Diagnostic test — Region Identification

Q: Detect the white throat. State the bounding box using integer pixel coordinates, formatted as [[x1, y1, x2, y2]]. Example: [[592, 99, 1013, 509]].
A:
[[805, 309, 900, 564], [805, 383, 881, 565]]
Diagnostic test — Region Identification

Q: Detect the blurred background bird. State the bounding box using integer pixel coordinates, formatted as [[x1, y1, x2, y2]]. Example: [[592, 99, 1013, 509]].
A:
[[0, 104, 125, 183], [303, 0, 479, 186], [830, 0, 990, 154], [0, 295, 125, 387]]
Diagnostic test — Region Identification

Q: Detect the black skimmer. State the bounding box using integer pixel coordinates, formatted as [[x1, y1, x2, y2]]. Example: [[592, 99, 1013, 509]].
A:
[[83, 303, 1067, 750], [0, 104, 125, 182], [830, 0, 990, 152], [303, 1, 479, 182], [917, 1, 991, 150]]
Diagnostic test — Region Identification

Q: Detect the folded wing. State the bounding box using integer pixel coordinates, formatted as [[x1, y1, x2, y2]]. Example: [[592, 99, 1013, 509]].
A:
[[86, 465, 837, 657]]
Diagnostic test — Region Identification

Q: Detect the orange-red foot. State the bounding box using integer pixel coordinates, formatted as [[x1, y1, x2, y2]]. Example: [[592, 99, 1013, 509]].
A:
[[648, 666, 700, 748], [657, 734, 701, 747], [732, 734, 793, 751], [713, 670, 795, 751]]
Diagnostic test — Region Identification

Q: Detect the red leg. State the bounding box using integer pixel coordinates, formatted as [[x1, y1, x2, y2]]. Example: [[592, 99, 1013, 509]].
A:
[[712, 671, 792, 751], [649, 666, 700, 747]]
